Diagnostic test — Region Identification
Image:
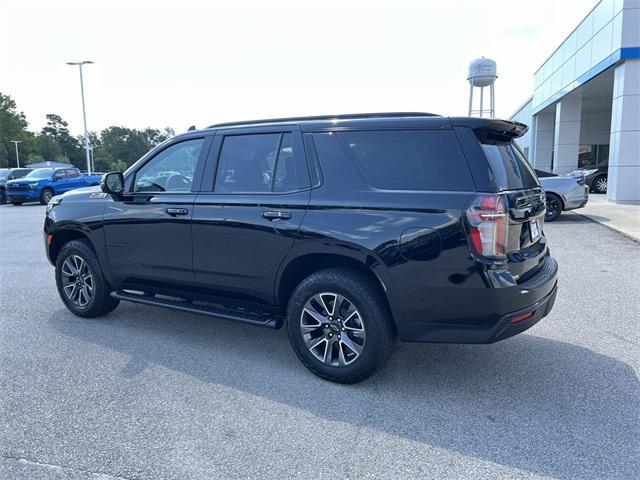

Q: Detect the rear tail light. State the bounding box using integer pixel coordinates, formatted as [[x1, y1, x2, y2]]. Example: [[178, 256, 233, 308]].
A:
[[465, 194, 508, 259]]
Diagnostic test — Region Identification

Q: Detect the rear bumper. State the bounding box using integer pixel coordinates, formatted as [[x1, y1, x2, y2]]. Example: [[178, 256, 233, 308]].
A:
[[564, 185, 589, 211], [396, 254, 559, 343]]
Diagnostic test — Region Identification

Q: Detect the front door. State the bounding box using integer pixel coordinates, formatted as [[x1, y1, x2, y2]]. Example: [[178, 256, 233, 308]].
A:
[[192, 129, 311, 304], [103, 137, 209, 285]]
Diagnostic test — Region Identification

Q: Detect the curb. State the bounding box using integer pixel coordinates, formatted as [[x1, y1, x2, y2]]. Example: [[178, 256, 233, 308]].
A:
[[574, 212, 640, 244]]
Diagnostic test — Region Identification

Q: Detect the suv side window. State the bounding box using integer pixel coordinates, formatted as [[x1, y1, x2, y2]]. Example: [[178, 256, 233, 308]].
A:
[[215, 133, 309, 193], [336, 130, 474, 191], [66, 169, 80, 178], [134, 138, 204, 193]]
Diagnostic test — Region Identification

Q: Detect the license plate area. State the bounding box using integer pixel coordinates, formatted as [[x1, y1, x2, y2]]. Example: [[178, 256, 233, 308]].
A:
[[530, 219, 541, 242]]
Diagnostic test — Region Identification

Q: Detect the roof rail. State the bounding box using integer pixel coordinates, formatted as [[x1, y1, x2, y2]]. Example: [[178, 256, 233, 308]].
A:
[[207, 112, 439, 129]]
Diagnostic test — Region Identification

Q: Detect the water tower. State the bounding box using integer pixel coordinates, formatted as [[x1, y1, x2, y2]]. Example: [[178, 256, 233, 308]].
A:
[[468, 57, 497, 117]]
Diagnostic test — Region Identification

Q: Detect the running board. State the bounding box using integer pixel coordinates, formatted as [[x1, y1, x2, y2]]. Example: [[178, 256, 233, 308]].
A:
[[110, 290, 282, 329]]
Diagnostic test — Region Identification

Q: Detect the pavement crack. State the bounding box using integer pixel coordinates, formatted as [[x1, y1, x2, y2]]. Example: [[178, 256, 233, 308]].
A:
[[603, 330, 640, 348], [1, 453, 136, 480]]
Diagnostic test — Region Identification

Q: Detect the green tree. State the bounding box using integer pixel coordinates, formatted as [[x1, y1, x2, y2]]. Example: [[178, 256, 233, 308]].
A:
[[41, 114, 83, 166], [0, 92, 32, 167], [33, 135, 63, 161]]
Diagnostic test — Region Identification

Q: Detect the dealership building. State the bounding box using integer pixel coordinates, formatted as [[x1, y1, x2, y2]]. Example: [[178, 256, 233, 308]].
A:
[[511, 0, 640, 203]]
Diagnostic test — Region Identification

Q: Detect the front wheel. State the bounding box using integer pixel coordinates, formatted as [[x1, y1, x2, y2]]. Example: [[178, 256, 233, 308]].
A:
[[593, 175, 607, 194], [287, 268, 396, 384], [55, 239, 119, 318], [545, 193, 563, 222], [40, 188, 54, 205], [11, 202, 22, 206]]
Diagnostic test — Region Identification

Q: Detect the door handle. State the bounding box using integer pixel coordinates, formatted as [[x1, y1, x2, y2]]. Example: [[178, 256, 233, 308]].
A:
[[262, 210, 292, 221], [165, 208, 189, 217]]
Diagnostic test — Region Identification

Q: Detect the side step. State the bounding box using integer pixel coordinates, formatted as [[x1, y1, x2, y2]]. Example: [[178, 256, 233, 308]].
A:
[[110, 290, 282, 329]]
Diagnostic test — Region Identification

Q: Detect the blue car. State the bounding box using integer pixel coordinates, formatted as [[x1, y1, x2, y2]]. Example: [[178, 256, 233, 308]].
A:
[[5, 167, 102, 205]]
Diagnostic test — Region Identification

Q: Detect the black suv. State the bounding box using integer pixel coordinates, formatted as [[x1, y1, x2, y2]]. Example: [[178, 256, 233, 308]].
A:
[[45, 113, 558, 383]]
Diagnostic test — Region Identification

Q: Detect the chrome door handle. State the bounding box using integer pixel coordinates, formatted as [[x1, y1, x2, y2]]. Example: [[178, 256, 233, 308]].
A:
[[165, 208, 189, 217], [262, 210, 292, 221]]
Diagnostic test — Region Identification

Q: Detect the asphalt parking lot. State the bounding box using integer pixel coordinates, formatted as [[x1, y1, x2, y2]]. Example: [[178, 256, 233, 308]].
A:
[[1, 203, 639, 480]]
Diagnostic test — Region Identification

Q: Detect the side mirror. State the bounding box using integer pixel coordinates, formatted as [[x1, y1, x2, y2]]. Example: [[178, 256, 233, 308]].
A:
[[101, 172, 125, 196]]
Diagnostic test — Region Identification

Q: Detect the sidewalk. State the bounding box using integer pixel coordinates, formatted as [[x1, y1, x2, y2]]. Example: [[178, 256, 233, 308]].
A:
[[570, 194, 640, 242]]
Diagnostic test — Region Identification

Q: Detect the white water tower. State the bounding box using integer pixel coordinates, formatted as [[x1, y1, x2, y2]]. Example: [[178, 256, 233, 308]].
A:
[[468, 57, 497, 117]]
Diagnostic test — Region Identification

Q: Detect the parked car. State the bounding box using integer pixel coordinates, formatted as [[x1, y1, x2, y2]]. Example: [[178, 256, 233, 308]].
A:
[[44, 113, 558, 383], [535, 169, 589, 222], [568, 166, 608, 194], [0, 167, 33, 204], [5, 167, 102, 205]]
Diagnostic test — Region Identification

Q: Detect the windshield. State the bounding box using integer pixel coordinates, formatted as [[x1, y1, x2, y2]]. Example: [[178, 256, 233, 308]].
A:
[[25, 168, 54, 179], [0, 169, 9, 180], [481, 143, 539, 190]]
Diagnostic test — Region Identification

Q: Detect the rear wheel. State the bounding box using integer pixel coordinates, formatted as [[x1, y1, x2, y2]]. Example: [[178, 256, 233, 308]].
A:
[[40, 188, 54, 205], [55, 239, 119, 318], [593, 175, 607, 194], [545, 193, 563, 222], [287, 268, 395, 384]]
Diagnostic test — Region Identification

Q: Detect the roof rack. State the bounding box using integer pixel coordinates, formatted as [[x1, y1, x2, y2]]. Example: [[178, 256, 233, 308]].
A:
[[207, 112, 439, 129]]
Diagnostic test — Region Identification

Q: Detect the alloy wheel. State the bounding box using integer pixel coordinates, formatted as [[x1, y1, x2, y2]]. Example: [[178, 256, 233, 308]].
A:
[[545, 196, 561, 221], [42, 190, 53, 203], [594, 176, 607, 193], [300, 292, 366, 367], [61, 255, 94, 307]]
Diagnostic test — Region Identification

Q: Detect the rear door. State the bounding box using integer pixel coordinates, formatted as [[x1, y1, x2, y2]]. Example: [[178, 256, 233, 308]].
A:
[[65, 168, 84, 191], [192, 127, 311, 304]]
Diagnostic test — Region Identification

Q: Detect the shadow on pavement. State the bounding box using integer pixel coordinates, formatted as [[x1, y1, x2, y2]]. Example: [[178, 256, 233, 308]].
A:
[[50, 305, 640, 479]]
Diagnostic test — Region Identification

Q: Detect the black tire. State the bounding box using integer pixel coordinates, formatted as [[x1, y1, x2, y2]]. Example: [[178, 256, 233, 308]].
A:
[[592, 175, 607, 194], [286, 268, 396, 384], [40, 188, 54, 205], [0, 191, 6, 204], [11, 202, 22, 206], [55, 239, 119, 318], [545, 193, 563, 222]]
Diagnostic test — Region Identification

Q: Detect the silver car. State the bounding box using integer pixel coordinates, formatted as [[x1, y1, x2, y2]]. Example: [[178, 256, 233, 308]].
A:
[[536, 169, 589, 222]]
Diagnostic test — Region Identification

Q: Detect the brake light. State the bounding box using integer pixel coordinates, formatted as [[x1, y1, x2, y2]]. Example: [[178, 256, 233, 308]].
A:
[[465, 194, 508, 259]]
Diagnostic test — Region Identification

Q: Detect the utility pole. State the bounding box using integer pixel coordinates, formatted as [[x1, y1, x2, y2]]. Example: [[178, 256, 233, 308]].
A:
[[10, 140, 21, 168], [66, 60, 94, 174]]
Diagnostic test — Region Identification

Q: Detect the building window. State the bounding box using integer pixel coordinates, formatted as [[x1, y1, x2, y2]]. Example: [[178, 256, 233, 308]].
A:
[[578, 144, 609, 168]]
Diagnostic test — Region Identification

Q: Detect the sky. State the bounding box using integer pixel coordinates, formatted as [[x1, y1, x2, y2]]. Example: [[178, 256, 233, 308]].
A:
[[2, 0, 598, 136]]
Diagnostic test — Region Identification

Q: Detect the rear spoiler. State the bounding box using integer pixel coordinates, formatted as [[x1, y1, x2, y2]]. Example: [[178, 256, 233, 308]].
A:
[[449, 117, 528, 144]]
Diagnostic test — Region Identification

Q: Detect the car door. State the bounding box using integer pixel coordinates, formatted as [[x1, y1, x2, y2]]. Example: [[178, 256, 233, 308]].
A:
[[103, 135, 211, 286], [51, 169, 69, 193], [192, 127, 311, 304], [65, 168, 84, 191]]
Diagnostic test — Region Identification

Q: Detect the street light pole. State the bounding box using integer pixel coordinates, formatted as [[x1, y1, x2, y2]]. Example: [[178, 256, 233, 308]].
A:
[[67, 60, 94, 174], [10, 140, 21, 168]]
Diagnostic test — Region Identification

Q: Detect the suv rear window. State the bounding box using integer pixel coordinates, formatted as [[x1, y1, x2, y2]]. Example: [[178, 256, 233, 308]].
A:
[[336, 130, 474, 191], [481, 143, 539, 190]]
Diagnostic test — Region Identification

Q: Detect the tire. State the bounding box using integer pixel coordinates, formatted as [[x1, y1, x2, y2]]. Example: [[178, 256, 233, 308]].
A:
[[286, 268, 396, 384], [545, 193, 563, 222], [0, 191, 6, 204], [11, 202, 22, 206], [592, 175, 607, 194], [55, 239, 119, 318], [40, 188, 54, 205]]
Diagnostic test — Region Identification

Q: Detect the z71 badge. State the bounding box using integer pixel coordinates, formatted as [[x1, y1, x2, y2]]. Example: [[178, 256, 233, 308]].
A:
[[89, 192, 108, 199]]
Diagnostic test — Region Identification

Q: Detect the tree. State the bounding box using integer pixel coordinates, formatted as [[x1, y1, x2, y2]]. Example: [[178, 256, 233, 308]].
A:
[[0, 92, 31, 167], [41, 114, 83, 166], [33, 135, 63, 162]]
